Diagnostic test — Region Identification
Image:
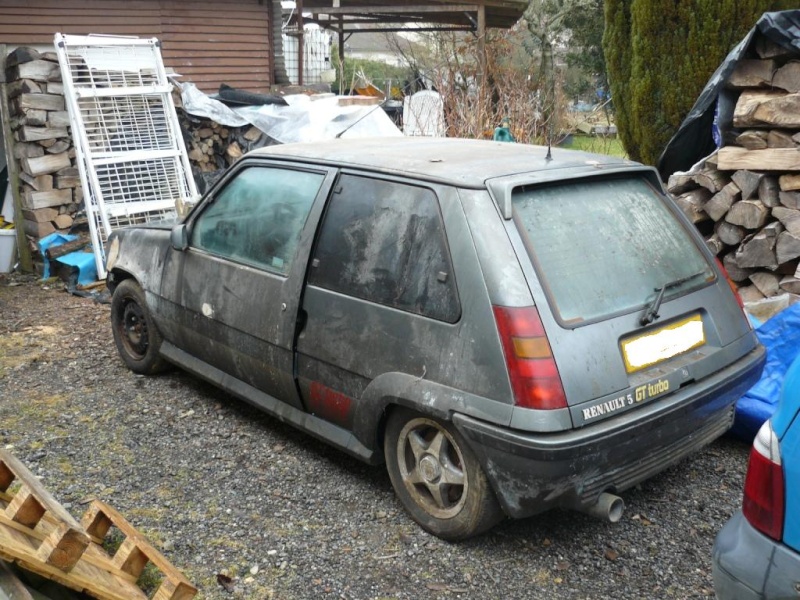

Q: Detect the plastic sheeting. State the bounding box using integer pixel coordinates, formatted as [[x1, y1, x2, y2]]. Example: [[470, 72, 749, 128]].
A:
[[731, 303, 800, 441], [657, 10, 800, 180], [178, 82, 403, 144]]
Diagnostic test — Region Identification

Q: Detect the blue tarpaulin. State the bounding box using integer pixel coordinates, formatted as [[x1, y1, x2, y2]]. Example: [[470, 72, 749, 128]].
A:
[[732, 303, 800, 441]]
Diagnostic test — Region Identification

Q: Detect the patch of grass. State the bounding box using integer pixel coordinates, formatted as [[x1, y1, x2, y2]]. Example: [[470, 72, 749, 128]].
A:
[[564, 135, 628, 158]]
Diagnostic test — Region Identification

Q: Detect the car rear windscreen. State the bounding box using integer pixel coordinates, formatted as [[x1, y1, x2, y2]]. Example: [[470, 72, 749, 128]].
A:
[[512, 176, 714, 325]]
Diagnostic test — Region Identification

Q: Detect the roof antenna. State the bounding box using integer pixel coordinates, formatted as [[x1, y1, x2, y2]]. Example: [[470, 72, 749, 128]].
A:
[[335, 100, 386, 138]]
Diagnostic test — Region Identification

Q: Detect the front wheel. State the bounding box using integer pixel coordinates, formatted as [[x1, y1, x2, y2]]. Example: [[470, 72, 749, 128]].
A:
[[110, 279, 167, 375], [384, 407, 503, 541]]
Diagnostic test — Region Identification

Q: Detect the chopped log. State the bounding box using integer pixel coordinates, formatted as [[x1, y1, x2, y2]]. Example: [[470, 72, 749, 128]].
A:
[[22, 207, 58, 223], [772, 60, 800, 93], [693, 169, 729, 193], [198, 127, 213, 138], [780, 191, 800, 209], [777, 231, 800, 264], [733, 90, 786, 127], [705, 182, 741, 221], [725, 199, 769, 229], [6, 60, 59, 82], [45, 238, 88, 259], [780, 275, 800, 294], [736, 229, 779, 269], [22, 188, 71, 210], [793, 132, 800, 144], [718, 147, 800, 171], [7, 79, 42, 98], [736, 130, 769, 150], [727, 59, 775, 88], [675, 188, 711, 223], [37, 138, 56, 148], [716, 221, 746, 246], [738, 285, 766, 303], [244, 126, 263, 142], [18, 172, 52, 191], [48, 110, 70, 128], [706, 234, 725, 256], [768, 130, 796, 148], [756, 37, 793, 59], [54, 214, 74, 230], [752, 93, 800, 128], [46, 81, 64, 95], [666, 172, 697, 194], [21, 152, 70, 176], [5, 46, 40, 67], [750, 271, 781, 297], [779, 174, 800, 191], [723, 252, 754, 282], [18, 126, 68, 142], [23, 219, 56, 238], [20, 109, 47, 127], [12, 142, 44, 159], [772, 206, 800, 235], [731, 170, 763, 200], [758, 175, 780, 207], [55, 167, 80, 188], [12, 93, 64, 112], [225, 141, 243, 161], [46, 140, 70, 155]]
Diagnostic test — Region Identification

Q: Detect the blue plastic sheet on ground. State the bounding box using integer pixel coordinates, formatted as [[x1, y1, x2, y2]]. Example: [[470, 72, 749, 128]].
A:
[[731, 303, 800, 441], [55, 250, 97, 286], [37, 232, 78, 279]]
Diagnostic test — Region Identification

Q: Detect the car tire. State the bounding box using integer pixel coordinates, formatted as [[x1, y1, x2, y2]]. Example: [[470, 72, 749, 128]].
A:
[[384, 406, 503, 541], [111, 279, 168, 375]]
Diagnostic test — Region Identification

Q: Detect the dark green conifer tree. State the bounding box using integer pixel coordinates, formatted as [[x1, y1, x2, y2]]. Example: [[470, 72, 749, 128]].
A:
[[604, 1, 795, 165]]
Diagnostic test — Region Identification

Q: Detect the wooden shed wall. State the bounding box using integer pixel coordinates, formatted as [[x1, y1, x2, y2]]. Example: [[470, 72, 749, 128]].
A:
[[0, 0, 272, 93]]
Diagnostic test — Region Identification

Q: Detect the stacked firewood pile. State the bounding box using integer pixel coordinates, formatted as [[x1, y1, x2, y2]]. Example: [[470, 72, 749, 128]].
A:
[[668, 38, 800, 302], [177, 110, 276, 192], [5, 47, 81, 239]]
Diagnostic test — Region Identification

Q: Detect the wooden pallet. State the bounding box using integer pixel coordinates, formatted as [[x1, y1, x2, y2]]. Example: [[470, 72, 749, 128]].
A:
[[0, 450, 197, 600]]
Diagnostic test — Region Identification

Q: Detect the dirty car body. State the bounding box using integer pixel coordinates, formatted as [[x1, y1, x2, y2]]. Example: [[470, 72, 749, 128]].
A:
[[106, 138, 765, 540]]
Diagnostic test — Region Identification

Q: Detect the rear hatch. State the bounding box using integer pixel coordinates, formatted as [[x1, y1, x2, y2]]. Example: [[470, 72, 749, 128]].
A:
[[505, 172, 755, 428]]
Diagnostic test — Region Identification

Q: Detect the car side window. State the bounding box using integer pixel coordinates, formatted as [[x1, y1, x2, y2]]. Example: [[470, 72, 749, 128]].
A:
[[309, 174, 460, 322], [191, 166, 324, 275]]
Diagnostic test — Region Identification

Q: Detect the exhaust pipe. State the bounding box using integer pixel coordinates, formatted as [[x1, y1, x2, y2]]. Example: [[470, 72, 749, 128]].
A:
[[581, 492, 625, 523]]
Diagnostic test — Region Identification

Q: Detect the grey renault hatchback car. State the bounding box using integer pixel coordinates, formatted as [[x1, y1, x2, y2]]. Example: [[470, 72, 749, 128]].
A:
[[106, 138, 765, 540]]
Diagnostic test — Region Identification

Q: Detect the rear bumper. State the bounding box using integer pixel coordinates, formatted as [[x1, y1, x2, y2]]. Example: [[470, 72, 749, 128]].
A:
[[712, 511, 800, 600], [453, 344, 766, 519]]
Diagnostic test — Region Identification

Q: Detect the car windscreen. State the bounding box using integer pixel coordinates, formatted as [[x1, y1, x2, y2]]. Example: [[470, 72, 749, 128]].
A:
[[512, 176, 714, 325]]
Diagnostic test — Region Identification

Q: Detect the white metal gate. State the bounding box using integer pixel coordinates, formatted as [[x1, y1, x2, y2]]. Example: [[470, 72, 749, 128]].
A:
[[54, 34, 198, 278]]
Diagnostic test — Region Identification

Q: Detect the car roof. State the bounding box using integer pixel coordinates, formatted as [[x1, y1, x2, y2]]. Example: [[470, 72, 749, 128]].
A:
[[250, 137, 634, 188]]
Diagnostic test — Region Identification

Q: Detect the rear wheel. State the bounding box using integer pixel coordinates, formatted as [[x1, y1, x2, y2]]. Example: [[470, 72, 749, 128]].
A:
[[384, 407, 503, 540], [111, 279, 167, 375]]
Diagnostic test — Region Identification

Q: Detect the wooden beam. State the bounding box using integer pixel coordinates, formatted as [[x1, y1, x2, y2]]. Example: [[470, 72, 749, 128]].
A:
[[312, 3, 475, 13], [477, 3, 486, 88], [0, 44, 33, 273]]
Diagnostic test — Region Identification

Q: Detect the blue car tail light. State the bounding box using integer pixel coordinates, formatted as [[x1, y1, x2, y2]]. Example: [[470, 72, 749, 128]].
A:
[[743, 420, 785, 541]]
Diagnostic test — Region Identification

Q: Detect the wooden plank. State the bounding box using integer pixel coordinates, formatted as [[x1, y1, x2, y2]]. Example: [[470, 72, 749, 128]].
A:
[[718, 147, 800, 171], [0, 43, 34, 272]]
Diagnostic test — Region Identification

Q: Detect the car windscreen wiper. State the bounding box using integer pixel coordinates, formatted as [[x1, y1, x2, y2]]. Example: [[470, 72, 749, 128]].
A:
[[640, 270, 707, 326]]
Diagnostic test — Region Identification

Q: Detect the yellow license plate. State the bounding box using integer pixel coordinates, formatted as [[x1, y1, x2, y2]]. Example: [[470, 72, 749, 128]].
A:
[[621, 314, 705, 373]]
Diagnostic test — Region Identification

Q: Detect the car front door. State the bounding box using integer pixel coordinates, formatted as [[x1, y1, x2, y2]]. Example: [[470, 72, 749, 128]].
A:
[[160, 159, 335, 409]]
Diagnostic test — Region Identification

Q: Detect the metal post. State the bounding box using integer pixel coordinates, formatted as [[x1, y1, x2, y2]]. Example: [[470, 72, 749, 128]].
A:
[[297, 0, 305, 85], [477, 4, 486, 90]]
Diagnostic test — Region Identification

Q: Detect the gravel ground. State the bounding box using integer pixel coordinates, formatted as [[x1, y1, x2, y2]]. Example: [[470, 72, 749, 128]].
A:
[[0, 275, 751, 599]]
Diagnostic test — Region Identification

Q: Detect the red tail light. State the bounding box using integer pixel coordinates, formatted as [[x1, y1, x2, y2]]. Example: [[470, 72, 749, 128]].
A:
[[715, 258, 745, 312], [492, 305, 567, 410], [742, 420, 784, 541]]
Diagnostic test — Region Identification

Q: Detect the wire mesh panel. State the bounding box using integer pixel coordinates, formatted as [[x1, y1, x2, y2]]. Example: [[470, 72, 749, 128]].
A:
[[54, 34, 198, 278]]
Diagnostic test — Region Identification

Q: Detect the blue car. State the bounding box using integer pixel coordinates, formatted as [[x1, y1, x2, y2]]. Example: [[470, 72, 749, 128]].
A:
[[712, 355, 800, 598]]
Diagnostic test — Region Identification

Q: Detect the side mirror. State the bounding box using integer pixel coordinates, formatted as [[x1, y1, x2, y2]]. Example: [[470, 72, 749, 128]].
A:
[[170, 224, 188, 251]]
